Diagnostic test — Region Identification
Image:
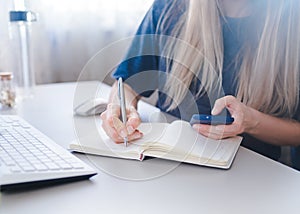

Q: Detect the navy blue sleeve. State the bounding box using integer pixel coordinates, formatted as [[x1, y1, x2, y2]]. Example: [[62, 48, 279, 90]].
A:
[[113, 1, 159, 97], [112, 0, 173, 97], [294, 106, 300, 121]]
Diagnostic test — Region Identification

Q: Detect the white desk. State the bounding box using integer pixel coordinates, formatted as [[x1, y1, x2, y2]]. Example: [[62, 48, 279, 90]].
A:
[[1, 82, 300, 214]]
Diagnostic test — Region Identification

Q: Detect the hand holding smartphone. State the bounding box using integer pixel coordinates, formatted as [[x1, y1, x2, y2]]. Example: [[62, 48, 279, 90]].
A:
[[190, 114, 234, 125]]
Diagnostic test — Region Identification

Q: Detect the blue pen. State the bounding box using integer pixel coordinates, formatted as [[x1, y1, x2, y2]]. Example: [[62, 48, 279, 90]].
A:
[[118, 77, 128, 147]]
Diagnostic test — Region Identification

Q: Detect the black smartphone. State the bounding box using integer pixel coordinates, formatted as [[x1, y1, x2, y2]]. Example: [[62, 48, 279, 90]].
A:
[[190, 114, 234, 125]]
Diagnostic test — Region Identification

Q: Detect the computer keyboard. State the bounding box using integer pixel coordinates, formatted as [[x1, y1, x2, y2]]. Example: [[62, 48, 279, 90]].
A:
[[0, 115, 97, 191]]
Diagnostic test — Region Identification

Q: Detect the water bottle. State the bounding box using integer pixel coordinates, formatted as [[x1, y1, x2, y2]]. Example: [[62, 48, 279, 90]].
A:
[[8, 10, 37, 98]]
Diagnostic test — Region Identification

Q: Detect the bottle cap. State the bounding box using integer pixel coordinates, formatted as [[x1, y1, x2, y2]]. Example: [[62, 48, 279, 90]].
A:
[[0, 72, 13, 80], [9, 11, 37, 22]]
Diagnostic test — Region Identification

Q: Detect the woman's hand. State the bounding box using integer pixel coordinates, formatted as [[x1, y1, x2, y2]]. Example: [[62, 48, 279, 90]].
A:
[[193, 95, 257, 139], [101, 103, 143, 143]]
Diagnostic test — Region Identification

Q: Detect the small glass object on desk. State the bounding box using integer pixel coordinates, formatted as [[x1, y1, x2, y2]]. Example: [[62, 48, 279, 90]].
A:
[[0, 72, 16, 109]]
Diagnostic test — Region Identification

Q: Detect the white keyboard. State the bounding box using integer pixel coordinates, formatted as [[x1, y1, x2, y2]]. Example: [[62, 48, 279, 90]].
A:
[[0, 115, 96, 191]]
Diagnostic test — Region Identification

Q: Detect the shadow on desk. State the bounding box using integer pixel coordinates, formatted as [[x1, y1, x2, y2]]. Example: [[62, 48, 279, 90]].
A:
[[1, 175, 97, 193]]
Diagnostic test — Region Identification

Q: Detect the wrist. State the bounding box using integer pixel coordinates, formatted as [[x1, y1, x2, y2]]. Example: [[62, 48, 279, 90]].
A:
[[244, 107, 260, 135]]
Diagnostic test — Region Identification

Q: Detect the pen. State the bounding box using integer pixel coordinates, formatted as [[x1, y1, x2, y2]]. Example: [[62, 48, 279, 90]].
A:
[[118, 77, 128, 147]]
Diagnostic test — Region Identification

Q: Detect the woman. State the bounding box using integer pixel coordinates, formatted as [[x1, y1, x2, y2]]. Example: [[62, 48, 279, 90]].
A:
[[101, 0, 300, 164]]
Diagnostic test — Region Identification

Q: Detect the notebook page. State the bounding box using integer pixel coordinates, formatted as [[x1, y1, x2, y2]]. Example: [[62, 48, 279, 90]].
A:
[[70, 127, 142, 159], [132, 123, 169, 147], [148, 120, 241, 164], [156, 120, 206, 159]]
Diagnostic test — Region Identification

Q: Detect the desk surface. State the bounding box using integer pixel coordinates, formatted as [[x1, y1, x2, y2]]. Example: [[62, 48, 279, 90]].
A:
[[1, 82, 300, 214]]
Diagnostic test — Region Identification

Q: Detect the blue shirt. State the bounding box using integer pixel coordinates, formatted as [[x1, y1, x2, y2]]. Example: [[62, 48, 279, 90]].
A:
[[113, 0, 300, 161]]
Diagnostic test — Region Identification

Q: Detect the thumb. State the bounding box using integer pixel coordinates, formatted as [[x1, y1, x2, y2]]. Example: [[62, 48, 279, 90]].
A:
[[211, 96, 236, 115]]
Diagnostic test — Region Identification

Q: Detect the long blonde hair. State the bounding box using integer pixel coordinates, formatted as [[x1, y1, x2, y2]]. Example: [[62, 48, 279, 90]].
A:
[[159, 0, 300, 117]]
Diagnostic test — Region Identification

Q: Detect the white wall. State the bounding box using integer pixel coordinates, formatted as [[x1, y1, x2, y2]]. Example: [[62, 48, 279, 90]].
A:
[[0, 0, 154, 85]]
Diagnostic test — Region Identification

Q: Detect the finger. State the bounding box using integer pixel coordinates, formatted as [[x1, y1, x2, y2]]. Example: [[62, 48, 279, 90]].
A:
[[105, 104, 128, 138], [101, 106, 142, 143], [102, 120, 124, 143], [194, 126, 223, 140], [100, 111, 107, 120], [102, 122, 143, 143], [106, 103, 120, 118], [193, 124, 234, 140], [211, 95, 236, 115], [193, 124, 221, 136], [218, 123, 244, 136], [101, 110, 122, 141], [126, 106, 141, 134], [193, 124, 221, 133], [112, 117, 127, 138], [211, 98, 226, 115], [213, 125, 241, 138], [127, 130, 143, 142]]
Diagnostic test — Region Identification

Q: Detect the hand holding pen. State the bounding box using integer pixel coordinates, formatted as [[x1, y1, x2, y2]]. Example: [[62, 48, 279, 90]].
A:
[[100, 78, 143, 144]]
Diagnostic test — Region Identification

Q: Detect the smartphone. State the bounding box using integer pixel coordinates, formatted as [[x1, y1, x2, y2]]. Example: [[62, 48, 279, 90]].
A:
[[190, 114, 234, 125]]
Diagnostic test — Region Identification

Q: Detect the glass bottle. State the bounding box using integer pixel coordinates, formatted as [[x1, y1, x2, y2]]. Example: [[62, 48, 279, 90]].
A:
[[0, 72, 16, 109], [8, 10, 37, 98]]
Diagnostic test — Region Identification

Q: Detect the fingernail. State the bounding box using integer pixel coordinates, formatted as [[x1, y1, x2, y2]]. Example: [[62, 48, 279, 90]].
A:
[[192, 124, 199, 131], [134, 132, 143, 139], [112, 117, 121, 127], [211, 108, 216, 115], [127, 126, 135, 135], [120, 130, 127, 138]]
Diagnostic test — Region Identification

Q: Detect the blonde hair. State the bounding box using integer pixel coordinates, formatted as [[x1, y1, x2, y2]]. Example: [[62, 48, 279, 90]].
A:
[[159, 0, 300, 117]]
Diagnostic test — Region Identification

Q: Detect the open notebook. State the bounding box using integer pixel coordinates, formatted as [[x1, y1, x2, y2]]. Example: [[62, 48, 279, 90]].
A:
[[69, 120, 242, 169]]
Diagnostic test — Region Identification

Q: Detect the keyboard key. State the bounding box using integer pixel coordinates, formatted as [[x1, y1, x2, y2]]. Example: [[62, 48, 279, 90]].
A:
[[70, 163, 85, 169], [10, 166, 22, 173], [21, 165, 35, 172], [44, 162, 60, 170], [2, 157, 16, 166], [57, 162, 72, 170], [33, 163, 48, 171]]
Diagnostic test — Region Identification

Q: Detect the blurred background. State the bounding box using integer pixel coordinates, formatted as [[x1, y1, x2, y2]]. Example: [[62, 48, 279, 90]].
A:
[[0, 0, 154, 85]]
